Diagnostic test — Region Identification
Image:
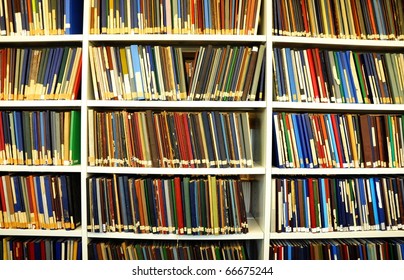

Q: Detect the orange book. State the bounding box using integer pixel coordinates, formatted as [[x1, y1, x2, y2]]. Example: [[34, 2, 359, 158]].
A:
[[26, 175, 39, 229], [134, 179, 146, 233]]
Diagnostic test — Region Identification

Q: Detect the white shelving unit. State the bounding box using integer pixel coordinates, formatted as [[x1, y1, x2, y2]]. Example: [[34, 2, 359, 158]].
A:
[[268, 4, 404, 254], [3, 0, 404, 261], [0, 0, 271, 261]]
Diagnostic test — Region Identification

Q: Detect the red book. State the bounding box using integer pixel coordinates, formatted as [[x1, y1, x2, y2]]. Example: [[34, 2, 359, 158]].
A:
[[299, 0, 310, 35], [26, 175, 39, 229], [71, 55, 82, 100], [174, 177, 184, 234], [40, 240, 46, 260], [311, 115, 326, 168], [306, 49, 321, 102], [308, 178, 317, 231], [0, 176, 6, 228], [155, 180, 167, 234]]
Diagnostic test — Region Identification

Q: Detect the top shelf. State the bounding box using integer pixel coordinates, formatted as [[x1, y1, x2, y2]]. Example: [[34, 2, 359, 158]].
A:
[[271, 36, 404, 50], [88, 34, 267, 44]]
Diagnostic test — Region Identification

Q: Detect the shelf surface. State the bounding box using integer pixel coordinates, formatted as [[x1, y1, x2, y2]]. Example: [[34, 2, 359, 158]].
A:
[[272, 168, 404, 176], [0, 35, 84, 43], [0, 227, 83, 238], [87, 100, 266, 109], [88, 34, 267, 43], [272, 102, 404, 112], [0, 165, 82, 173], [87, 217, 264, 240], [270, 230, 404, 240], [87, 166, 266, 175], [0, 100, 82, 108]]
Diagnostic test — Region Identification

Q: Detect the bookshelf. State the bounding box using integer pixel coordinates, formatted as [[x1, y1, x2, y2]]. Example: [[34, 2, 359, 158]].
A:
[[270, 0, 404, 260], [0, 0, 270, 260], [5, 0, 403, 261]]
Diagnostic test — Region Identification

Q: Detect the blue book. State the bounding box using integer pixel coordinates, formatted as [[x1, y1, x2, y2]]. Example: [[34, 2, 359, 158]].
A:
[[290, 114, 304, 168], [203, 0, 211, 32], [54, 239, 62, 260], [340, 51, 356, 103], [42, 48, 55, 96], [228, 112, 240, 167], [302, 179, 309, 231], [146, 178, 158, 233], [299, 113, 314, 168], [375, 178, 386, 230], [324, 114, 340, 167], [319, 178, 329, 231], [117, 176, 128, 232], [20, 49, 30, 94], [59, 175, 71, 229], [11, 176, 22, 226], [219, 113, 231, 168], [65, 0, 83, 34], [130, 44, 145, 100], [332, 51, 347, 103], [91, 178, 99, 232], [336, 179, 346, 229], [12, 111, 23, 164], [357, 178, 368, 229], [344, 51, 360, 103], [369, 178, 380, 230], [146, 46, 157, 97], [285, 48, 298, 101], [122, 175, 133, 232], [46, 47, 63, 96], [128, 179, 140, 233], [303, 113, 318, 167], [273, 48, 285, 101], [44, 175, 54, 229]]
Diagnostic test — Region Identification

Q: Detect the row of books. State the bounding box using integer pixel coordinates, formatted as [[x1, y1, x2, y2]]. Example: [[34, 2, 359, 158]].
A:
[[88, 110, 255, 168], [0, 110, 81, 166], [0, 174, 81, 230], [89, 44, 265, 101], [273, 177, 404, 233], [0, 0, 83, 36], [273, 0, 404, 40], [270, 238, 404, 260], [89, 0, 262, 35], [273, 113, 404, 169], [1, 237, 81, 260], [0, 47, 82, 101], [273, 47, 404, 104], [88, 240, 250, 260], [87, 175, 250, 235]]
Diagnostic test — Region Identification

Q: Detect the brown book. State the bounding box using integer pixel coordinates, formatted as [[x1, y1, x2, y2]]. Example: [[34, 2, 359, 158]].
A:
[[241, 46, 258, 101], [145, 110, 159, 167], [359, 114, 373, 167]]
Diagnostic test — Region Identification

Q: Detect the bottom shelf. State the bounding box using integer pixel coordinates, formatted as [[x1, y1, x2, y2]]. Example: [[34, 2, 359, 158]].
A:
[[270, 237, 404, 260], [87, 239, 257, 260]]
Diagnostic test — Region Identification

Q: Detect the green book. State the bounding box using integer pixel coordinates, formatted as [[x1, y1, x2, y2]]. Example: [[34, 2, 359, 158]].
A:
[[69, 110, 81, 165], [182, 177, 192, 234]]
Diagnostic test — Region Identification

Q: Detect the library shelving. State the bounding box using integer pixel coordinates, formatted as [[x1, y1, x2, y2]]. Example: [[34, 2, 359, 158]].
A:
[[270, 0, 404, 260], [5, 0, 403, 261], [0, 0, 270, 260]]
